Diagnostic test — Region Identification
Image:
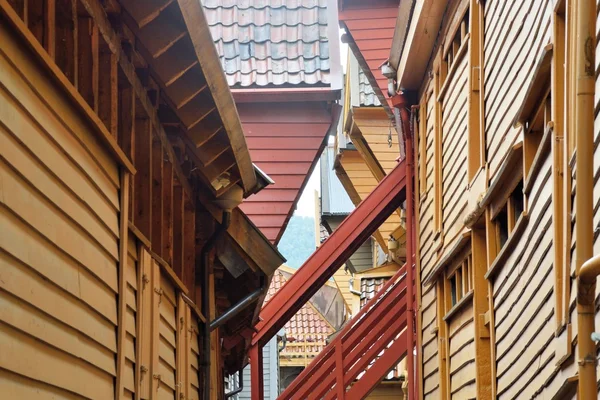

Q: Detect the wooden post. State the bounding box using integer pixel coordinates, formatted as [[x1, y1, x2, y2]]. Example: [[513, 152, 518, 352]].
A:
[[173, 184, 185, 278], [176, 294, 188, 400], [335, 340, 345, 399], [76, 16, 99, 110], [115, 171, 131, 399], [98, 38, 118, 137], [134, 118, 152, 239], [152, 138, 163, 255], [162, 159, 174, 264], [484, 209, 498, 398], [44, 0, 55, 58], [138, 248, 153, 398], [435, 279, 449, 399], [250, 344, 264, 400], [472, 228, 492, 399], [54, 0, 76, 83]]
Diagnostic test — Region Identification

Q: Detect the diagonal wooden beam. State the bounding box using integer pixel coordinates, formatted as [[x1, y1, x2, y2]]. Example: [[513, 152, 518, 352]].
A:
[[254, 159, 407, 347]]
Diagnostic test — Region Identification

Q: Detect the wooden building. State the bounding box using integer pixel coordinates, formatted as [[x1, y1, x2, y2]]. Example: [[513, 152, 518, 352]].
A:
[[203, 0, 343, 245], [0, 1, 285, 399], [384, 0, 600, 398]]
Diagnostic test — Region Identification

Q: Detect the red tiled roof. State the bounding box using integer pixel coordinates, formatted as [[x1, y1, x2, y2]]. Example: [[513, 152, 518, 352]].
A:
[[265, 270, 335, 356]]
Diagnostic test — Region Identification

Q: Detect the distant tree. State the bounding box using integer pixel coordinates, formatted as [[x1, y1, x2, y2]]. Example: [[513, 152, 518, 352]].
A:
[[277, 216, 316, 269]]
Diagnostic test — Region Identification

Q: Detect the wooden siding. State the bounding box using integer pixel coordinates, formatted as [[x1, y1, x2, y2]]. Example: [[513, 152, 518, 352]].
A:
[[337, 149, 403, 252], [239, 102, 332, 244], [415, 0, 573, 398], [448, 306, 476, 399], [326, 217, 375, 273], [441, 55, 470, 244], [492, 155, 554, 398], [0, 22, 120, 397], [483, 0, 552, 181], [365, 383, 405, 399], [417, 77, 442, 400], [352, 107, 402, 174]]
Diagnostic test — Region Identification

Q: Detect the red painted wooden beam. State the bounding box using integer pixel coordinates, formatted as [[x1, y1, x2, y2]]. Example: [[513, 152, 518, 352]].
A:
[[277, 264, 411, 400], [253, 159, 407, 347]]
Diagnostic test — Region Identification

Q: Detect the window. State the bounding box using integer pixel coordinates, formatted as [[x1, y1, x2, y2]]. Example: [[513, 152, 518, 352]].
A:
[[492, 179, 524, 253], [445, 252, 473, 312], [523, 90, 551, 179], [443, 10, 469, 78]]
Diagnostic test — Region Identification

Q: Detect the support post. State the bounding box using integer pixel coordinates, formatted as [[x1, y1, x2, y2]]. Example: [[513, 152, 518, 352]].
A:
[[574, 0, 597, 397], [393, 93, 415, 400], [250, 344, 264, 400]]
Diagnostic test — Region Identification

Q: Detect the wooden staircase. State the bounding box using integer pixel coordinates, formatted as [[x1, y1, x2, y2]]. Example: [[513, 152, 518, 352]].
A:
[[278, 264, 412, 399], [250, 159, 408, 400]]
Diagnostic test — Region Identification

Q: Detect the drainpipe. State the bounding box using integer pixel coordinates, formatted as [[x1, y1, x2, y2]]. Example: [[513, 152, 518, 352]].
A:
[[210, 277, 266, 332], [393, 92, 415, 400], [201, 211, 231, 400], [575, 0, 597, 396]]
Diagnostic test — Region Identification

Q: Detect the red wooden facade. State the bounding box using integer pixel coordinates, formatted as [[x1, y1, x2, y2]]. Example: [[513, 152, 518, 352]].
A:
[[238, 101, 338, 244], [339, 0, 399, 109]]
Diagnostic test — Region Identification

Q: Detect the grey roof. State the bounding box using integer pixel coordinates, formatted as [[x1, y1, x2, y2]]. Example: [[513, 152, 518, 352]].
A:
[[320, 144, 354, 215], [203, 0, 334, 87], [358, 67, 382, 107]]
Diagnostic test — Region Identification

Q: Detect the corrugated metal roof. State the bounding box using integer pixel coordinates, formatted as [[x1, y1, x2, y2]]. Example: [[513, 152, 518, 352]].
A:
[[320, 144, 355, 215], [203, 0, 332, 87]]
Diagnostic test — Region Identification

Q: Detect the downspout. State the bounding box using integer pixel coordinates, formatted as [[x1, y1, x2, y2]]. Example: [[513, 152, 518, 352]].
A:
[[210, 277, 266, 332], [575, 0, 598, 396], [201, 211, 231, 400], [393, 92, 416, 400]]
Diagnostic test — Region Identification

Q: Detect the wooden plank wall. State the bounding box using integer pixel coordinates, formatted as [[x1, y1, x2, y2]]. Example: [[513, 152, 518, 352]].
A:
[[441, 55, 469, 244], [483, 0, 552, 181], [491, 156, 554, 398], [0, 15, 205, 400], [0, 21, 120, 398], [447, 306, 476, 399], [339, 150, 403, 251], [418, 78, 442, 400]]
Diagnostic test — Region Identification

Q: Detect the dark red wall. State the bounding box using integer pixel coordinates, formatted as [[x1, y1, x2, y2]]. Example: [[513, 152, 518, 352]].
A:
[[238, 101, 333, 244]]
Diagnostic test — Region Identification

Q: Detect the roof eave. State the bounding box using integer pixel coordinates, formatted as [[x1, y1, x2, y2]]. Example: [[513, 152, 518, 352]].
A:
[[388, 0, 417, 70], [176, 0, 257, 194], [232, 87, 341, 103], [396, 0, 447, 91]]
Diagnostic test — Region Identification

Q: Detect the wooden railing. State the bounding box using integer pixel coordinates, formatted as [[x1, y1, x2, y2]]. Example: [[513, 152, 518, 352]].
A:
[[278, 264, 413, 400]]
